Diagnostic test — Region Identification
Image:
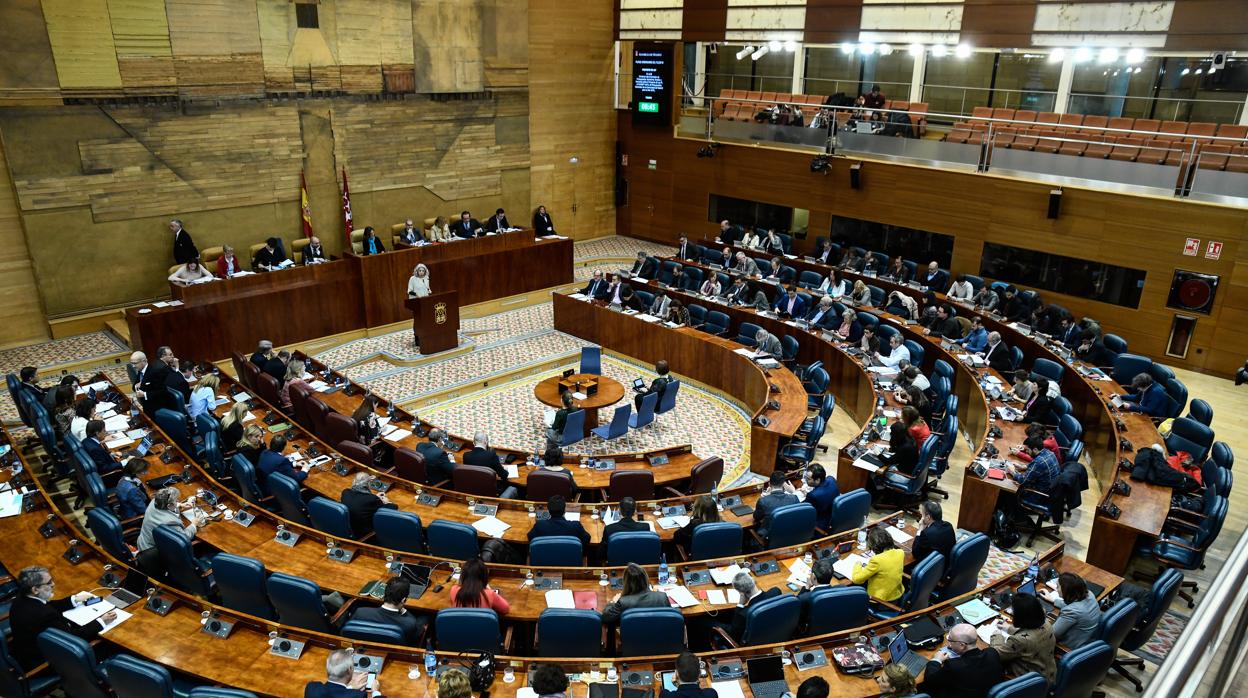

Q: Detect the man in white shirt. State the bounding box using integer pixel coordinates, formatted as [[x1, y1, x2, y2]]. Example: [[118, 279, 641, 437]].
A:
[[947, 276, 975, 302], [304, 648, 383, 697], [875, 334, 911, 368]]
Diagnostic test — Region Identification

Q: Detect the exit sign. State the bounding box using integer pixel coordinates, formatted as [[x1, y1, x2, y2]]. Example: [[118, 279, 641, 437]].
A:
[[637, 102, 659, 113]]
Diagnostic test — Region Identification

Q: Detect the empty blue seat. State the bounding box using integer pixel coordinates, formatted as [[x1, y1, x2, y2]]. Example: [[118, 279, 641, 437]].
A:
[[36, 629, 108, 698], [427, 520, 479, 560], [620, 608, 685, 656], [580, 346, 601, 375], [806, 586, 869, 635], [267, 472, 309, 525], [986, 672, 1048, 698], [828, 489, 871, 534], [106, 653, 198, 698], [212, 553, 276, 620], [435, 608, 503, 652], [152, 525, 215, 597], [764, 502, 816, 548], [538, 609, 602, 657], [606, 531, 661, 565], [592, 404, 632, 441], [341, 619, 406, 644], [530, 536, 583, 566], [307, 496, 356, 539], [689, 522, 742, 561], [1051, 641, 1115, 698], [629, 392, 659, 430], [373, 509, 425, 553], [266, 572, 334, 633]]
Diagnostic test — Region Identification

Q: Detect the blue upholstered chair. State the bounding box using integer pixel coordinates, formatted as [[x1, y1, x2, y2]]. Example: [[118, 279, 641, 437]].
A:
[[538, 609, 603, 657], [427, 520, 479, 560]]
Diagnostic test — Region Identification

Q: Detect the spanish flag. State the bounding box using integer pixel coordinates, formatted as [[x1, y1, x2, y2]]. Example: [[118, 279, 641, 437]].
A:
[[300, 171, 313, 238]]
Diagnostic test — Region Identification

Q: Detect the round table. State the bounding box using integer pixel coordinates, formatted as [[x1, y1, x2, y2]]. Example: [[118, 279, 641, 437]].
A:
[[533, 373, 626, 436]]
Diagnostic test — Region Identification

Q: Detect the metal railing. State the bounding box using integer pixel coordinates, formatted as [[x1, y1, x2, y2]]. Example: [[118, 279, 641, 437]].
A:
[[921, 83, 1060, 116], [801, 78, 912, 100], [1068, 91, 1246, 124], [1145, 524, 1248, 698], [681, 95, 1248, 203]]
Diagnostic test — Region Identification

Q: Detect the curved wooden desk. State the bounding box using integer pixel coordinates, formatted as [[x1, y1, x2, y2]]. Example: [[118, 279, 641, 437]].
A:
[[696, 242, 1168, 574], [534, 373, 625, 434]]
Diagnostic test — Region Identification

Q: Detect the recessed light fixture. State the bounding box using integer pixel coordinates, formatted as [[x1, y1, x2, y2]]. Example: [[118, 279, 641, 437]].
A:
[[1125, 48, 1145, 64], [908, 43, 925, 57], [1048, 48, 1065, 63], [1074, 47, 1093, 63], [955, 44, 972, 58], [1098, 47, 1119, 63], [931, 44, 948, 58]]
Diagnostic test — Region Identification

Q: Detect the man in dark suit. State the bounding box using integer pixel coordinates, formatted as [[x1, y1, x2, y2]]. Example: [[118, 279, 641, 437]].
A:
[[919, 624, 1004, 698], [797, 557, 836, 630], [257, 435, 306, 495], [10, 566, 115, 671], [484, 208, 511, 232], [982, 332, 1013, 374], [349, 578, 427, 646], [303, 236, 328, 264], [463, 432, 516, 496], [17, 367, 46, 420], [528, 494, 590, 548], [395, 220, 422, 245], [170, 218, 197, 264], [661, 652, 719, 698], [602, 497, 649, 549], [676, 235, 698, 261], [909, 501, 956, 571], [251, 340, 274, 368], [166, 359, 194, 403], [341, 472, 396, 537], [926, 304, 961, 340], [774, 286, 807, 318], [253, 237, 288, 271], [726, 572, 782, 642], [127, 352, 148, 393], [753, 471, 799, 542], [581, 270, 609, 299], [805, 297, 837, 329], [633, 360, 672, 410], [718, 219, 743, 246], [921, 261, 948, 291], [416, 429, 454, 484], [452, 211, 483, 239], [767, 258, 795, 284], [81, 420, 120, 474], [723, 277, 750, 305], [264, 350, 290, 386], [305, 648, 384, 697], [629, 252, 657, 279]]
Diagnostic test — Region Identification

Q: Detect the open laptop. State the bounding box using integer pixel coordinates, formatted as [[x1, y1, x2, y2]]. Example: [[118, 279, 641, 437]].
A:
[[745, 655, 789, 698], [632, 378, 647, 391], [888, 631, 929, 678], [1015, 578, 1055, 614], [104, 569, 148, 608]]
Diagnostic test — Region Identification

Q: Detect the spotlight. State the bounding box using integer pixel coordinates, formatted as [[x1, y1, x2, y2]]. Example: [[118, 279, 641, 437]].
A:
[[841, 43, 856, 55], [768, 40, 782, 52], [710, 43, 718, 55], [859, 43, 876, 56], [1073, 47, 1093, 63], [1134, 67, 1142, 74], [736, 46, 755, 61], [1195, 68, 1203, 74], [784, 40, 798, 52], [810, 155, 831, 174], [1098, 47, 1119, 63], [931, 45, 948, 58], [697, 143, 720, 158], [1181, 68, 1191, 76], [1125, 48, 1145, 64], [878, 43, 893, 56], [908, 43, 925, 57], [955, 44, 972, 58], [751, 46, 770, 60], [1048, 48, 1065, 63]]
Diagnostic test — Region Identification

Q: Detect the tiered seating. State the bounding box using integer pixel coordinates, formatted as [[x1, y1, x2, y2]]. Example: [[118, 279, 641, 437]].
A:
[[940, 110, 1248, 170], [713, 88, 929, 133]]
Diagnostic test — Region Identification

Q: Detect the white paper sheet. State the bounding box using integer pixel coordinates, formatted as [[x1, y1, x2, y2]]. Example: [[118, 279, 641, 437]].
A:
[[709, 564, 745, 585], [833, 553, 869, 580], [706, 589, 727, 605], [63, 599, 116, 626], [382, 428, 413, 443], [711, 680, 746, 698], [544, 589, 575, 609], [232, 392, 252, 403], [664, 585, 699, 608], [886, 526, 914, 544], [471, 516, 511, 538]]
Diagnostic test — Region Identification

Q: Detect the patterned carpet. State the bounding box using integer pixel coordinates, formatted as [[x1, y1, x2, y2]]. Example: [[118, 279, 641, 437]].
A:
[[1131, 609, 1189, 665], [574, 236, 674, 261], [424, 355, 754, 483], [0, 332, 128, 376]]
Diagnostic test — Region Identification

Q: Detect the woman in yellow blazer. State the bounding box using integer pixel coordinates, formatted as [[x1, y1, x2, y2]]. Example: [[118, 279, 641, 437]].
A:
[[851, 527, 905, 602]]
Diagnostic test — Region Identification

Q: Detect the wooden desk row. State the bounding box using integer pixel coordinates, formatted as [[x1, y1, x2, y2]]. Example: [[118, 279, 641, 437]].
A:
[[1, 426, 1121, 698], [691, 242, 1167, 574], [128, 232, 574, 362]]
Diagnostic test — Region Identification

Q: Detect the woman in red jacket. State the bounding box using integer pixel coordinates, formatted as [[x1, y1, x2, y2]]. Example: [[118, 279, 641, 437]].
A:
[[449, 557, 511, 615]]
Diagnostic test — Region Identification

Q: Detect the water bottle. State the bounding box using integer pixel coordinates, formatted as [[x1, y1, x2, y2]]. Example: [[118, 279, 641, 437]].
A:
[[711, 483, 719, 507], [424, 641, 437, 676], [1027, 555, 1040, 582], [659, 554, 670, 585]]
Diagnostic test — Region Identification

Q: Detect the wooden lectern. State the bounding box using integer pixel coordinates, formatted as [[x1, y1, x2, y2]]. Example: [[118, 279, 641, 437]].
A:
[[406, 290, 459, 355]]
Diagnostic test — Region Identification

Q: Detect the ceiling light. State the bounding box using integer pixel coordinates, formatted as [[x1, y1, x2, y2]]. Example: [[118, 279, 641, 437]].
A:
[[1134, 67, 1142, 74], [751, 46, 770, 60], [1181, 67, 1190, 75], [1048, 48, 1065, 63], [841, 43, 856, 55], [908, 43, 925, 57], [1098, 47, 1119, 63], [955, 44, 972, 58], [783, 40, 798, 52], [1073, 47, 1093, 63], [931, 44, 948, 58], [1103, 70, 1109, 76], [878, 43, 893, 56], [1195, 68, 1203, 74], [768, 40, 782, 52], [859, 43, 876, 55], [1125, 48, 1145, 64], [736, 46, 755, 60]]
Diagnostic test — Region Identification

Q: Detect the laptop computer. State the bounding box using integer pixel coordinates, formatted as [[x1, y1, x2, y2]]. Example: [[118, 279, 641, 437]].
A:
[[104, 569, 148, 608], [745, 655, 789, 698], [133, 435, 154, 457], [1015, 578, 1055, 615], [632, 378, 647, 391], [888, 630, 929, 678]]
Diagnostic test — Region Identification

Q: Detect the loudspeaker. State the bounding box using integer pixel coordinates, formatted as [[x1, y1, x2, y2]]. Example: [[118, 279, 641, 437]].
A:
[[1212, 52, 1227, 71], [849, 163, 862, 189], [1167, 270, 1219, 315], [1047, 189, 1062, 219]]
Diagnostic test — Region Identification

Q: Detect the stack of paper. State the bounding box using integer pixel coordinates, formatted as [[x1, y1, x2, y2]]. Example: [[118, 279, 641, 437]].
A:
[[504, 464, 520, 479], [545, 589, 575, 609], [569, 293, 589, 300], [709, 564, 745, 585], [885, 526, 914, 544], [308, 380, 330, 391], [711, 681, 747, 698], [705, 589, 728, 605], [664, 585, 699, 608], [955, 598, 1000, 625], [232, 392, 252, 403], [103, 415, 130, 433], [471, 516, 511, 538], [833, 553, 868, 580], [382, 428, 413, 443], [635, 314, 660, 323], [976, 622, 1004, 644], [657, 515, 690, 530]]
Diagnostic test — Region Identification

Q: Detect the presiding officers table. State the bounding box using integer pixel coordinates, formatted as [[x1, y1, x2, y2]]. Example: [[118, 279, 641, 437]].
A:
[[534, 373, 626, 435], [128, 231, 573, 361]]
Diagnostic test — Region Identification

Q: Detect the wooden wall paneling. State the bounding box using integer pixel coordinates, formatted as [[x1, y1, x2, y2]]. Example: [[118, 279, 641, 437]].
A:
[[959, 0, 1037, 49], [1164, 0, 1248, 50], [529, 0, 617, 240], [803, 0, 864, 45], [107, 0, 176, 94], [0, 138, 49, 346], [0, 0, 61, 102], [681, 0, 728, 42], [40, 0, 123, 93], [255, 0, 295, 91], [616, 120, 1248, 377], [411, 0, 484, 94], [480, 0, 529, 90], [165, 0, 264, 97]]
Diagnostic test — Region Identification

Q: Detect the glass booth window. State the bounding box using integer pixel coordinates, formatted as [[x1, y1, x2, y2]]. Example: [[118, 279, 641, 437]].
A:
[[705, 46, 795, 96], [922, 51, 996, 116], [708, 195, 804, 235], [829, 216, 954, 269], [803, 48, 862, 97], [1069, 57, 1163, 120], [992, 54, 1061, 112], [979, 243, 1146, 308]]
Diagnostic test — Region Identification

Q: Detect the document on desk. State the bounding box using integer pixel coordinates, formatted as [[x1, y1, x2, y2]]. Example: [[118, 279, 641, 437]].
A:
[[382, 428, 412, 444], [95, 400, 116, 412], [569, 293, 589, 301], [851, 453, 884, 473], [664, 585, 699, 608], [505, 464, 520, 479], [545, 589, 576, 609], [233, 392, 252, 403], [955, 598, 1000, 625], [657, 515, 690, 530], [977, 622, 1004, 645], [833, 554, 869, 580], [635, 314, 660, 323], [706, 589, 728, 605], [63, 599, 116, 626], [885, 525, 913, 544], [711, 681, 747, 698], [0, 491, 24, 518], [105, 436, 135, 450], [709, 564, 745, 585], [308, 380, 330, 392], [471, 516, 511, 538]]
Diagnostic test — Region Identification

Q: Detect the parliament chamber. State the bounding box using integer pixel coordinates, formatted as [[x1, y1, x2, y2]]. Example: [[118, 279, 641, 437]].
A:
[[1, 2, 1247, 698]]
